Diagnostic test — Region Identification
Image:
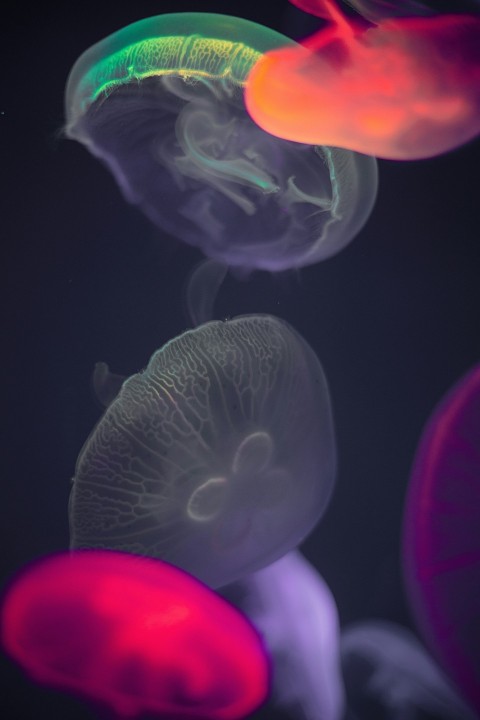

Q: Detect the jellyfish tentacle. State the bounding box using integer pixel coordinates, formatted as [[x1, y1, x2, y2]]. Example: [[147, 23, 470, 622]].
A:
[[92, 362, 127, 408], [185, 258, 228, 327]]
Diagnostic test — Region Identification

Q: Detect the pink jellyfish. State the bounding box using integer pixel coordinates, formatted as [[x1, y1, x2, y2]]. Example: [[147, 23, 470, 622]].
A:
[[1, 550, 270, 719], [245, 0, 480, 159], [403, 364, 480, 714]]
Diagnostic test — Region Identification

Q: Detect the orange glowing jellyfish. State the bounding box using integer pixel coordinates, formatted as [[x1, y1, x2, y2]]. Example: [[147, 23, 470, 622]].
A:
[[1, 551, 270, 719], [245, 0, 480, 159]]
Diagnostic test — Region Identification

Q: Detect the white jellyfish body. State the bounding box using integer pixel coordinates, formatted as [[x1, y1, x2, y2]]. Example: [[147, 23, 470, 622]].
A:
[[69, 315, 336, 588]]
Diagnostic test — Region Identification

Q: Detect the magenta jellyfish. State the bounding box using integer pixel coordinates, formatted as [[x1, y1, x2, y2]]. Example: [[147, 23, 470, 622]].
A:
[[246, 0, 480, 160], [403, 364, 480, 714], [64, 12, 377, 271], [69, 315, 336, 589], [1, 550, 269, 719]]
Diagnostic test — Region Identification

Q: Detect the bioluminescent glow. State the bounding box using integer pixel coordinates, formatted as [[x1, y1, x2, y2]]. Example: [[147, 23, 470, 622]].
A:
[[1, 551, 270, 719], [245, 0, 480, 160], [69, 315, 336, 588], [64, 12, 377, 271], [403, 364, 480, 714]]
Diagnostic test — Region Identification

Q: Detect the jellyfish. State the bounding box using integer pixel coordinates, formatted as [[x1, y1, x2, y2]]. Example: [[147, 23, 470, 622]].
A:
[[222, 550, 344, 720], [342, 0, 432, 22], [1, 550, 269, 719], [64, 12, 378, 271], [340, 621, 476, 719], [245, 0, 480, 160], [297, 0, 434, 22], [403, 364, 480, 714], [69, 315, 336, 589]]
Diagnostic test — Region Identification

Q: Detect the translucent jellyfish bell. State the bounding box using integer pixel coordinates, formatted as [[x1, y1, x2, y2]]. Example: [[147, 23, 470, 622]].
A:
[[1, 551, 270, 719], [69, 315, 336, 589], [64, 13, 377, 271]]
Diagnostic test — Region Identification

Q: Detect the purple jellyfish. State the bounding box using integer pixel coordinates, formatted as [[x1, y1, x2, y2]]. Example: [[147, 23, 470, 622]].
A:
[[403, 364, 480, 714], [223, 550, 344, 720]]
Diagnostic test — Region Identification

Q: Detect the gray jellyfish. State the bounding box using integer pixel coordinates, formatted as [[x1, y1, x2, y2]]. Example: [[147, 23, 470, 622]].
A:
[[69, 315, 336, 588], [341, 621, 477, 720], [64, 12, 378, 272]]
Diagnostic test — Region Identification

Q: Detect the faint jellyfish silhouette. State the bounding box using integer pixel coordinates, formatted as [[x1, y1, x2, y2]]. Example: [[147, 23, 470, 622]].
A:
[[69, 315, 336, 589], [64, 13, 378, 271], [245, 0, 480, 159], [223, 550, 344, 720], [403, 364, 480, 714], [341, 621, 476, 719], [318, 0, 432, 22], [1, 550, 270, 719]]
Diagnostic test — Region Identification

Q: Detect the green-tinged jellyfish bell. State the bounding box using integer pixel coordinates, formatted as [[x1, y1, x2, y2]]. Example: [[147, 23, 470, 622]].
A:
[[69, 315, 336, 588], [65, 13, 377, 272]]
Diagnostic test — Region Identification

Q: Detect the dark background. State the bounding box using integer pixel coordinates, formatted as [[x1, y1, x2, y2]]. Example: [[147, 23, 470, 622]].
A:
[[2, 1, 479, 718]]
